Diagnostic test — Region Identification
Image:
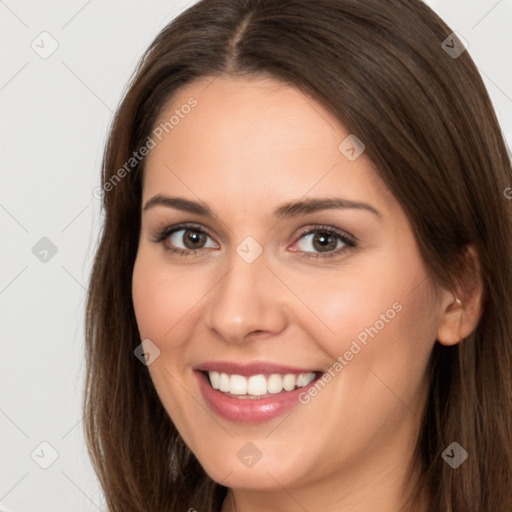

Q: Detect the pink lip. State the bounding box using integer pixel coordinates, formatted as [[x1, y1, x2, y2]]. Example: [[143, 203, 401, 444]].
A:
[[194, 369, 322, 424], [193, 360, 320, 377]]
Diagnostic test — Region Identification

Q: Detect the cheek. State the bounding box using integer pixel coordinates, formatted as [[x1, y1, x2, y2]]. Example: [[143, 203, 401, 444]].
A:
[[131, 254, 204, 424], [131, 252, 204, 344], [279, 263, 404, 360], [285, 253, 437, 383]]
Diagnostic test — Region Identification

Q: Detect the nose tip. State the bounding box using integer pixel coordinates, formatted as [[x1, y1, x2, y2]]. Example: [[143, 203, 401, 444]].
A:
[[204, 258, 288, 344]]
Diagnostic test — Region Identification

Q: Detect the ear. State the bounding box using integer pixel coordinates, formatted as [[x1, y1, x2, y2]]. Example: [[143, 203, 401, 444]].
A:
[[436, 244, 485, 346]]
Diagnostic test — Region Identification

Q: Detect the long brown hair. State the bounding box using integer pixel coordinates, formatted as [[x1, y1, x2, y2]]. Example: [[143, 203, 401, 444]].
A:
[[84, 0, 512, 510]]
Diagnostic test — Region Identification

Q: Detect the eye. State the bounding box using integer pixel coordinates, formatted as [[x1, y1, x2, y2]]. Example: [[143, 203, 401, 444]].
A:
[[152, 223, 218, 257], [290, 225, 357, 259], [151, 222, 357, 260]]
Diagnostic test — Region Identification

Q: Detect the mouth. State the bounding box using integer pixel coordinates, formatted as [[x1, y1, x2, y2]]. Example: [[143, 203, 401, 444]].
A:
[[200, 369, 322, 399], [193, 368, 324, 423]]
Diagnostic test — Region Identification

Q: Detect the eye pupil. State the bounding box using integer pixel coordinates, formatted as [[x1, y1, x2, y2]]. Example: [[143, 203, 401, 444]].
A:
[[313, 233, 337, 252], [184, 230, 206, 249]]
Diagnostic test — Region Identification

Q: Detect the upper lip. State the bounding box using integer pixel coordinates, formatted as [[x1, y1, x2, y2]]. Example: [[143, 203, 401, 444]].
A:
[[193, 361, 320, 377]]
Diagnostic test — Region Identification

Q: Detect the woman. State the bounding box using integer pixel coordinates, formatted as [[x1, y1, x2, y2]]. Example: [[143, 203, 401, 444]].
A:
[[84, 0, 512, 511]]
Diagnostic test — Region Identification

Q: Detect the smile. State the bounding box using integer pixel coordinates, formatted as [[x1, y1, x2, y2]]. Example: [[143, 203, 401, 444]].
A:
[[206, 371, 317, 399], [193, 365, 323, 423]]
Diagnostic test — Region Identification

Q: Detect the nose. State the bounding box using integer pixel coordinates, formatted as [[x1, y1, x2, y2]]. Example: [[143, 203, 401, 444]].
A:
[[204, 250, 288, 343]]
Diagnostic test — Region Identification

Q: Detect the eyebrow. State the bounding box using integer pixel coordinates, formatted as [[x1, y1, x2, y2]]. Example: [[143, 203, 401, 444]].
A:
[[143, 194, 383, 221]]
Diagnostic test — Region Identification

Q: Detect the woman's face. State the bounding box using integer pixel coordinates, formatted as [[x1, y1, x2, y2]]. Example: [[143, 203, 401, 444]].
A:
[[132, 75, 443, 501]]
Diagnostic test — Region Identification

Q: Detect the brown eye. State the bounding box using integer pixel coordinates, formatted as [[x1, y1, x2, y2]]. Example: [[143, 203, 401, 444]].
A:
[[310, 232, 338, 252], [180, 229, 208, 249], [296, 231, 346, 253], [152, 223, 219, 255], [167, 227, 217, 251], [291, 226, 356, 259]]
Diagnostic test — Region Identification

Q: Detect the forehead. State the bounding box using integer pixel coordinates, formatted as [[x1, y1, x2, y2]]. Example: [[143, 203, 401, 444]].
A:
[[151, 74, 342, 157], [142, 75, 395, 218]]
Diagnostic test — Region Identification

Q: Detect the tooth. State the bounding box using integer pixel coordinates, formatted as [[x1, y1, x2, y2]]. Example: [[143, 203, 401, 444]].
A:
[[209, 371, 220, 390], [282, 374, 296, 391], [219, 372, 230, 392], [296, 373, 312, 387], [207, 371, 316, 396], [267, 374, 284, 393], [247, 374, 267, 395], [230, 374, 248, 395]]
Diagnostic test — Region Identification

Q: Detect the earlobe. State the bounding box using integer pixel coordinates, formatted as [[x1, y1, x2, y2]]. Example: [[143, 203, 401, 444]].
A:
[[436, 245, 485, 347], [436, 295, 465, 346]]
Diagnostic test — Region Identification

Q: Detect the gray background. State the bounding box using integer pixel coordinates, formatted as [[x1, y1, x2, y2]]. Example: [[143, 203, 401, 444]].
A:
[[1, 0, 511, 510]]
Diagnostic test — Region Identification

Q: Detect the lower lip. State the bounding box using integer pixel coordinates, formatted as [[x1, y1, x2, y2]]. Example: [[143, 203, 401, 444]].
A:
[[194, 370, 321, 424]]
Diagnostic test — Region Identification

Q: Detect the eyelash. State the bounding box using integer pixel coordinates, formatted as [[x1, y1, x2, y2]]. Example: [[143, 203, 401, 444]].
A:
[[151, 222, 357, 260]]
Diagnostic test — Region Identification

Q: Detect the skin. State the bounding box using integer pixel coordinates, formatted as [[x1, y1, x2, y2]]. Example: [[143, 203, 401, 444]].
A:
[[131, 75, 483, 512]]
